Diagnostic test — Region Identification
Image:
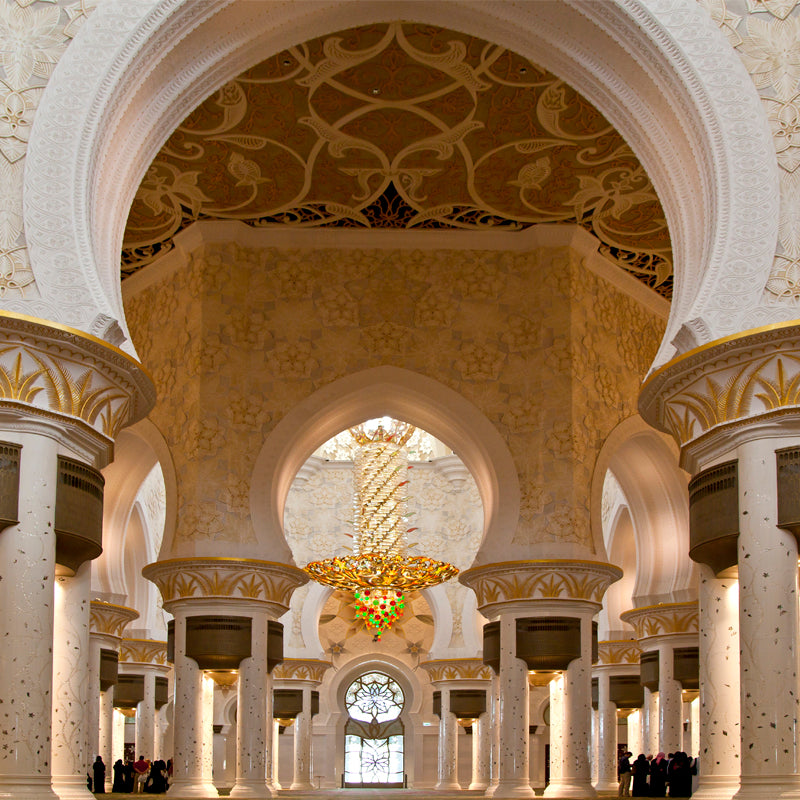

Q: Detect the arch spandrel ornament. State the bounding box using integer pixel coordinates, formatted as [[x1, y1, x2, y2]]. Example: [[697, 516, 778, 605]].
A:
[[21, 0, 778, 369]]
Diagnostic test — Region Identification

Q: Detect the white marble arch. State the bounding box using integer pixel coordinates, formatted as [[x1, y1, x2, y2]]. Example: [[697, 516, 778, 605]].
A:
[[19, 0, 778, 369], [250, 365, 521, 566], [592, 415, 696, 610], [96, 418, 177, 611], [320, 653, 427, 788]]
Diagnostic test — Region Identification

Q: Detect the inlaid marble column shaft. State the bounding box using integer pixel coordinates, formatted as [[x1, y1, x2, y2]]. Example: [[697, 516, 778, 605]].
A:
[[658, 642, 682, 755], [231, 610, 272, 798], [546, 675, 564, 788], [290, 687, 313, 791], [469, 712, 491, 790], [111, 710, 125, 764], [271, 720, 281, 791], [627, 710, 642, 758], [86, 638, 102, 766], [52, 565, 93, 800], [546, 614, 596, 798], [98, 688, 114, 790], [0, 433, 59, 799], [135, 671, 156, 760], [487, 675, 501, 796], [596, 671, 618, 792], [735, 438, 800, 799], [435, 687, 460, 790], [643, 686, 658, 756], [496, 613, 535, 798], [169, 613, 217, 797]]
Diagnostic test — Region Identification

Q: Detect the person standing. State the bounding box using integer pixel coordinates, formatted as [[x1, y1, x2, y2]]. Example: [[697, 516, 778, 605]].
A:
[[632, 753, 650, 797], [650, 752, 668, 797], [92, 756, 106, 794], [133, 755, 150, 793], [618, 751, 633, 796]]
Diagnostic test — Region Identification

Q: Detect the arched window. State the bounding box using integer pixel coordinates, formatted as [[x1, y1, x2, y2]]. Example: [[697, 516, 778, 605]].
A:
[[343, 672, 405, 787]]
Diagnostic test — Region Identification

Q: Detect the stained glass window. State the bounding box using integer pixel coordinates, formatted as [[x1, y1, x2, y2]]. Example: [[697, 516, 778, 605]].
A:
[[344, 672, 405, 786]]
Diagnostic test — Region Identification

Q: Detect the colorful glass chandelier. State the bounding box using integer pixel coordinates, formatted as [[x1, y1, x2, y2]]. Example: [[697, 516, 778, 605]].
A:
[[304, 419, 458, 638]]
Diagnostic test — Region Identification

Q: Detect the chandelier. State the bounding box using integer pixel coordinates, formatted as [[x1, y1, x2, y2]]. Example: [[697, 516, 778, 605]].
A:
[[304, 419, 458, 638]]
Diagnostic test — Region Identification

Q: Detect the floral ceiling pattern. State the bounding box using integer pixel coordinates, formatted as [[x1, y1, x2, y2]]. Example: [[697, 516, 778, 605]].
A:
[[122, 22, 673, 298]]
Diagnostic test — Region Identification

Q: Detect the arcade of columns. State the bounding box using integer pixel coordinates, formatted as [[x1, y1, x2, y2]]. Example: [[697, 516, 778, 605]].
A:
[[2, 314, 800, 798]]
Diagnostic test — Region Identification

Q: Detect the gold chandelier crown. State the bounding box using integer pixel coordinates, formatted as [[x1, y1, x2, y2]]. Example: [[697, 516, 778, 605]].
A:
[[348, 418, 415, 447]]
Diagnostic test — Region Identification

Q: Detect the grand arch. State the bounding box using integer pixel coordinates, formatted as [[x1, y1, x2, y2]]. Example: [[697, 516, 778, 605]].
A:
[[21, 0, 778, 370]]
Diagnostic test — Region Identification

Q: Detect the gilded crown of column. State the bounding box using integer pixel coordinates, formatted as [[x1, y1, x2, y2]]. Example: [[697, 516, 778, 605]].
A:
[[419, 658, 493, 683], [596, 639, 642, 666], [0, 312, 155, 461], [141, 557, 308, 616], [640, 322, 800, 468], [119, 638, 169, 666], [459, 560, 623, 617], [620, 602, 699, 641], [271, 659, 332, 683], [90, 600, 139, 639]]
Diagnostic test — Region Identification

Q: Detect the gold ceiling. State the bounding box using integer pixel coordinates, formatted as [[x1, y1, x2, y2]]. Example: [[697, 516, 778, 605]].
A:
[[122, 23, 673, 298]]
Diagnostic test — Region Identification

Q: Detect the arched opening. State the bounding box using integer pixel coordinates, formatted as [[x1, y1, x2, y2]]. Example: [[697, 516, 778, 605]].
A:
[[343, 671, 406, 788]]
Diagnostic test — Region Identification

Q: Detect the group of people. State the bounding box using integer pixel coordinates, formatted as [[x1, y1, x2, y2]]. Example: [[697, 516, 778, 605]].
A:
[[618, 750, 698, 797], [90, 754, 172, 794]]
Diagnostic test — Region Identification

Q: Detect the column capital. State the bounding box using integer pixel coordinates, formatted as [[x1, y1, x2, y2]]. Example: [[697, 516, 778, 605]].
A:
[[419, 658, 493, 685], [142, 557, 307, 617], [0, 311, 155, 466], [620, 602, 699, 643], [271, 658, 331, 684], [89, 600, 139, 641], [459, 559, 622, 618], [640, 321, 800, 471], [595, 639, 641, 666], [119, 637, 169, 668]]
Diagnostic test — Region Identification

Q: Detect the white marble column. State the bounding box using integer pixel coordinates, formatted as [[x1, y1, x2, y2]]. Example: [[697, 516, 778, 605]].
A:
[[169, 612, 217, 797], [290, 687, 314, 791], [487, 675, 501, 796], [230, 609, 272, 798], [435, 687, 460, 790], [98, 687, 114, 790], [201, 675, 214, 788], [627, 710, 642, 758], [0, 433, 59, 800], [595, 671, 618, 792], [591, 709, 599, 786], [735, 438, 800, 799], [136, 671, 157, 760], [643, 686, 658, 756], [496, 613, 535, 798], [469, 712, 491, 790], [51, 564, 94, 800], [658, 642, 683, 755], [547, 674, 564, 788], [545, 614, 596, 798], [111, 709, 125, 764], [271, 720, 281, 791], [86, 637, 102, 768]]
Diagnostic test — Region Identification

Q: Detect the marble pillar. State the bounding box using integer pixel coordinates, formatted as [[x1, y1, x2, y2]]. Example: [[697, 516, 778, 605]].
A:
[[271, 720, 281, 791], [169, 613, 217, 798], [290, 687, 314, 791], [643, 686, 658, 756], [627, 710, 642, 758], [51, 564, 93, 799], [98, 689, 114, 790], [735, 438, 800, 799], [135, 671, 156, 760], [487, 675, 501, 796], [658, 642, 683, 755], [546, 674, 564, 789], [435, 687, 460, 790], [87, 637, 102, 768], [231, 610, 272, 798], [0, 433, 59, 800], [496, 613, 535, 798], [469, 712, 491, 790], [111, 710, 125, 764], [595, 670, 618, 792]]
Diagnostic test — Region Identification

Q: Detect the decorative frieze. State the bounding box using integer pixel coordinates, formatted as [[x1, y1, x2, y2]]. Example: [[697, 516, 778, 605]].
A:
[[640, 322, 800, 461], [596, 639, 641, 666], [271, 658, 331, 683], [620, 602, 699, 641], [459, 559, 622, 616], [119, 638, 169, 666], [0, 311, 155, 450], [90, 600, 139, 638], [142, 557, 307, 616], [420, 658, 493, 683]]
